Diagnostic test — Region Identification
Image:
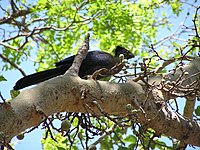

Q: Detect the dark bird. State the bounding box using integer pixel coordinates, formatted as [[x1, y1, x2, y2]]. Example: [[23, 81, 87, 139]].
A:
[[13, 46, 134, 90]]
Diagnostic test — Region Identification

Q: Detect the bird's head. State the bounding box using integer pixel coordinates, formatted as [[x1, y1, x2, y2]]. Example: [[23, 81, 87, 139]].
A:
[[114, 46, 134, 59]]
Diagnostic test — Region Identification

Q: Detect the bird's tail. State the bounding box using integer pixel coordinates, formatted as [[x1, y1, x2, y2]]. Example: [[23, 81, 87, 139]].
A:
[[13, 66, 67, 90]]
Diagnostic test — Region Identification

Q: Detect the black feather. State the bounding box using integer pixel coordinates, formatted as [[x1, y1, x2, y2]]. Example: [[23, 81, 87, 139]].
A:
[[13, 46, 134, 90]]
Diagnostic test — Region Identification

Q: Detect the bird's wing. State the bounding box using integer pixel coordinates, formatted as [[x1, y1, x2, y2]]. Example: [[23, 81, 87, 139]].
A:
[[82, 51, 117, 66], [56, 51, 117, 67], [78, 51, 120, 78]]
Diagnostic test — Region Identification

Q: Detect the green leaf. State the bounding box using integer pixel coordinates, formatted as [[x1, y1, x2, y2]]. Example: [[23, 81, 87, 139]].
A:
[[155, 139, 167, 149], [172, 42, 180, 48], [10, 90, 20, 99], [100, 137, 112, 150], [123, 135, 137, 143], [170, 0, 182, 16], [57, 146, 66, 150], [128, 143, 136, 149], [72, 117, 79, 127], [195, 106, 200, 116], [0, 75, 7, 82]]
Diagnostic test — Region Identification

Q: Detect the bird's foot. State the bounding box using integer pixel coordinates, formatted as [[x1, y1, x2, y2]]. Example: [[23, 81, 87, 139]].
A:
[[90, 68, 109, 80], [90, 62, 125, 80]]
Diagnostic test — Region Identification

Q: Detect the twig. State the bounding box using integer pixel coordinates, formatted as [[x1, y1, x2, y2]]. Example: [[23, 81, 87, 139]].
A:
[[0, 8, 32, 25], [192, 6, 200, 38], [90, 124, 117, 146], [0, 53, 26, 76], [0, 41, 18, 51], [0, 92, 5, 102], [152, 16, 188, 48], [43, 119, 57, 142]]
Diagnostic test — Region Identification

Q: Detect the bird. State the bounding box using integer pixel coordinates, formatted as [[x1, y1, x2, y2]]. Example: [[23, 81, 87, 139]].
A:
[[13, 46, 134, 90]]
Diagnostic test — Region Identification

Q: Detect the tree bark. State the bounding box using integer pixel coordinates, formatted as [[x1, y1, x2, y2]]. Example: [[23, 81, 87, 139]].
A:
[[0, 57, 200, 146]]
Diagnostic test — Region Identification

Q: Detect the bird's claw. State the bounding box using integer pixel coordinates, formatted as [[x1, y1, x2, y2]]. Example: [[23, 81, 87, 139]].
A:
[[90, 68, 109, 80]]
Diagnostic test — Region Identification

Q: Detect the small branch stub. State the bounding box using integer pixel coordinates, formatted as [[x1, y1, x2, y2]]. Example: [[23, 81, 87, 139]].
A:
[[66, 33, 90, 76]]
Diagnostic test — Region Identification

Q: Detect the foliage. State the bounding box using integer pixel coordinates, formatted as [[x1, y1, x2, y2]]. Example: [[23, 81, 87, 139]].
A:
[[41, 132, 79, 150], [1, 0, 160, 71]]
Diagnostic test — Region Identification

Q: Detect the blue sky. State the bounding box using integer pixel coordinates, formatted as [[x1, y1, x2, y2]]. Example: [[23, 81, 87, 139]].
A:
[[0, 1, 200, 149]]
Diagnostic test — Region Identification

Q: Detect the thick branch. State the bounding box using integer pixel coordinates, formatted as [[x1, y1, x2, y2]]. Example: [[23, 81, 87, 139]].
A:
[[0, 76, 145, 142], [149, 57, 200, 98], [0, 75, 200, 146]]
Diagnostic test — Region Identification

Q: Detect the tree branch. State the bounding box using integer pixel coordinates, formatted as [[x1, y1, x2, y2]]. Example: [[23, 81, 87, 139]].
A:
[[0, 8, 32, 25], [65, 33, 90, 76], [0, 73, 200, 146], [0, 48, 200, 147], [0, 53, 26, 76]]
